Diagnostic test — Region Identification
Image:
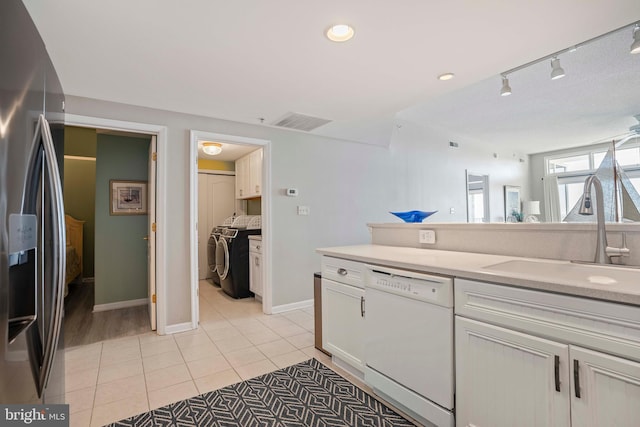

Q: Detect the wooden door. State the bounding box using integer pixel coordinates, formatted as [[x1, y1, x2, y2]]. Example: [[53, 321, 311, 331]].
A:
[[197, 173, 235, 279], [148, 136, 157, 330]]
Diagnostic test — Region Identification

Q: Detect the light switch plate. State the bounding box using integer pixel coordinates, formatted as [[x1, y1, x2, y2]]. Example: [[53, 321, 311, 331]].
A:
[[419, 229, 436, 244]]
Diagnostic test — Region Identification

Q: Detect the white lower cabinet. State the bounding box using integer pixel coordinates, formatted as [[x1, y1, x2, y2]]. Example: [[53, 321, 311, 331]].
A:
[[455, 279, 640, 427], [249, 239, 262, 298], [321, 278, 365, 372], [570, 346, 640, 427], [456, 317, 570, 427]]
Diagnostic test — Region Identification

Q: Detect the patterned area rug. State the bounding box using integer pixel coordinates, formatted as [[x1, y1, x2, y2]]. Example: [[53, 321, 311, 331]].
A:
[[109, 358, 415, 426]]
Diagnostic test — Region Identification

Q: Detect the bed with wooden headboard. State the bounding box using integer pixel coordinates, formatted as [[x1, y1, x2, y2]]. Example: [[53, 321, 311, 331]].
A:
[[65, 214, 84, 296]]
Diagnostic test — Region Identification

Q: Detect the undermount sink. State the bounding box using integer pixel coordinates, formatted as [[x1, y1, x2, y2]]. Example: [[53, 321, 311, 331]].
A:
[[483, 259, 640, 285]]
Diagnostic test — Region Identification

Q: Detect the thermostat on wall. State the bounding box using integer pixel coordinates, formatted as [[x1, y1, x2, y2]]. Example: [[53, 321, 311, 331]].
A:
[[286, 188, 298, 197]]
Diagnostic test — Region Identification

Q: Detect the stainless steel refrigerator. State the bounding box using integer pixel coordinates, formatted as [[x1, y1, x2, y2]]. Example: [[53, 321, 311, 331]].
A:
[[1, 0, 66, 404]]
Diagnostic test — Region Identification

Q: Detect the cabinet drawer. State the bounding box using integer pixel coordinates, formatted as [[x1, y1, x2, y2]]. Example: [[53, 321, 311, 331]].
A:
[[321, 256, 365, 288], [455, 278, 640, 362], [249, 239, 262, 253]]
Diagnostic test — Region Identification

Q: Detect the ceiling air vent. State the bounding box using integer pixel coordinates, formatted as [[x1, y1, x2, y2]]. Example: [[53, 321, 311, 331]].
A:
[[271, 112, 332, 132]]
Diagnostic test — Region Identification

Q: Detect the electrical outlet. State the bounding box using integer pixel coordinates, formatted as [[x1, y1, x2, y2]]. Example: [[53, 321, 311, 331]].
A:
[[419, 229, 436, 244], [297, 205, 310, 216]]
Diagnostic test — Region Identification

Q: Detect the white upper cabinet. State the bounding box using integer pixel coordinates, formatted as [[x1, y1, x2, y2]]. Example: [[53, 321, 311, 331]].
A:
[[235, 148, 262, 199]]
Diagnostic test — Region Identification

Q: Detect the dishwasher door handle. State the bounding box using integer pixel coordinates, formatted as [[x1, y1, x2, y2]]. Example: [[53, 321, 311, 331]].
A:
[[365, 264, 452, 285]]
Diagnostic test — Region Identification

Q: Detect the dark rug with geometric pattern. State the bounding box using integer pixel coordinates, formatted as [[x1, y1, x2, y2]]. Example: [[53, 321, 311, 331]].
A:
[[107, 358, 415, 426]]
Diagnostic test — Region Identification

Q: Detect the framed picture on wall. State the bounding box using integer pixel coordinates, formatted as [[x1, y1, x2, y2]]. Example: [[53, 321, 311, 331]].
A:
[[504, 185, 521, 222], [110, 180, 148, 215]]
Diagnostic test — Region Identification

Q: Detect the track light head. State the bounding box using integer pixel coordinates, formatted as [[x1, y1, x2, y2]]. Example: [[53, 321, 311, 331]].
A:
[[631, 25, 640, 54], [500, 76, 512, 96], [550, 57, 565, 80]]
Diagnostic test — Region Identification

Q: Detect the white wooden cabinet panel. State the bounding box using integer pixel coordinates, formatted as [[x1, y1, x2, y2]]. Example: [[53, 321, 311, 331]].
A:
[[455, 278, 640, 362], [456, 316, 571, 427], [321, 256, 365, 289], [570, 345, 640, 427], [249, 148, 262, 196], [249, 239, 262, 298], [235, 156, 247, 199], [321, 278, 365, 371], [235, 148, 262, 199]]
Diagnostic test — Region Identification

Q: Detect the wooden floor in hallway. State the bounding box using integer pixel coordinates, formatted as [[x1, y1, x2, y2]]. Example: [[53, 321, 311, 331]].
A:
[[64, 280, 151, 348]]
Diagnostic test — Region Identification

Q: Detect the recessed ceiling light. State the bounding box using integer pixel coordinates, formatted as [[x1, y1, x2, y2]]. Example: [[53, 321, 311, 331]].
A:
[[438, 73, 455, 81], [326, 24, 355, 42], [201, 142, 222, 156]]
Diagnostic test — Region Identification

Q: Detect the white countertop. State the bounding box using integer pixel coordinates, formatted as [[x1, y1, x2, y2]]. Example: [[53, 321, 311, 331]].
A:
[[316, 244, 640, 306]]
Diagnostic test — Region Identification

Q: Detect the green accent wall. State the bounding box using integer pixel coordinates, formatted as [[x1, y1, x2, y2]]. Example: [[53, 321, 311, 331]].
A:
[[94, 134, 151, 305], [64, 126, 97, 277]]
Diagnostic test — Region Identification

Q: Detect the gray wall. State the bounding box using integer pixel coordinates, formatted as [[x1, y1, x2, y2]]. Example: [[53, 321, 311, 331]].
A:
[[94, 133, 151, 305], [389, 119, 529, 223], [64, 126, 97, 276], [65, 95, 532, 327]]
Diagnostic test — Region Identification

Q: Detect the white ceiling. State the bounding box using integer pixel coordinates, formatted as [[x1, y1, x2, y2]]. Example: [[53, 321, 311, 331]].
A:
[[23, 0, 640, 151]]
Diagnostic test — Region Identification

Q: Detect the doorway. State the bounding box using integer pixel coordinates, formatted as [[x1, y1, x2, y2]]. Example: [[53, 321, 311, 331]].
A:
[[64, 114, 167, 335], [189, 130, 272, 326]]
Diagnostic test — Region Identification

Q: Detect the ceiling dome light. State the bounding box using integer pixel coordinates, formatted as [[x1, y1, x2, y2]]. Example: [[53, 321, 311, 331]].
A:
[[201, 142, 222, 156], [438, 73, 455, 81], [500, 76, 512, 96], [550, 57, 565, 80], [631, 25, 640, 54], [326, 24, 355, 42]]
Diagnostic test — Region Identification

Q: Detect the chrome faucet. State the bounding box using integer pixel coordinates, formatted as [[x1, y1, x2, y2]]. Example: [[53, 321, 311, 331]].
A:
[[579, 175, 630, 264]]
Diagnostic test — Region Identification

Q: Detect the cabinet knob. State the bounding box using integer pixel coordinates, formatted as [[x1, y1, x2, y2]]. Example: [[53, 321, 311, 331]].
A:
[[337, 268, 348, 276], [256, 245, 261, 250]]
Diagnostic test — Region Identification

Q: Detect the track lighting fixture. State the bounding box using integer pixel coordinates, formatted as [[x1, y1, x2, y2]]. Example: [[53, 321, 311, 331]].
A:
[[497, 20, 640, 97], [500, 76, 512, 96], [631, 25, 640, 54], [550, 57, 565, 80]]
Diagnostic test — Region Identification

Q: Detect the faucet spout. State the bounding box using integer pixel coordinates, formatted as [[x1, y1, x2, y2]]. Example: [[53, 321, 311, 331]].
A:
[[579, 175, 610, 264]]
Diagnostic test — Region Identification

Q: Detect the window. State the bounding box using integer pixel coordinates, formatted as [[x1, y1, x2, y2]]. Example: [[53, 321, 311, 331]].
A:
[[545, 142, 640, 220]]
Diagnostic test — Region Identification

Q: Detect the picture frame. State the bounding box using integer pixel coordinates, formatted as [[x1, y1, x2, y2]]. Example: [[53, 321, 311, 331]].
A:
[[110, 180, 148, 215], [504, 185, 521, 222]]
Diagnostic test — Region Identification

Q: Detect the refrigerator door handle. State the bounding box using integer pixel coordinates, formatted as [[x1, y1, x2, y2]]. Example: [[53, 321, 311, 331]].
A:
[[37, 115, 66, 394], [23, 115, 66, 396]]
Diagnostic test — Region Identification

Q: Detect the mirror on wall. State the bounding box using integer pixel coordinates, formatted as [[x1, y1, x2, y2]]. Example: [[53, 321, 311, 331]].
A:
[[466, 171, 490, 223], [402, 22, 640, 223]]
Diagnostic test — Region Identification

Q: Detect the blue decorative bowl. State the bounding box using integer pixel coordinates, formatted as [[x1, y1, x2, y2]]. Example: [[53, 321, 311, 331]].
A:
[[389, 210, 437, 223]]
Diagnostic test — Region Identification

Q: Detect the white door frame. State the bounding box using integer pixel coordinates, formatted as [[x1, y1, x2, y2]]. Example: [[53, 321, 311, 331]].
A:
[[65, 114, 169, 334], [189, 130, 272, 323]]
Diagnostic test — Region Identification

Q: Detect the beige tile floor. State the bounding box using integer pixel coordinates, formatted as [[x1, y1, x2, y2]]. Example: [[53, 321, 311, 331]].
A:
[[65, 281, 331, 427]]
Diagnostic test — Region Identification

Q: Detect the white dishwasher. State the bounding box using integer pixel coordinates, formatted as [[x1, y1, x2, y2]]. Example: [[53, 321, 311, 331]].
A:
[[364, 264, 454, 427]]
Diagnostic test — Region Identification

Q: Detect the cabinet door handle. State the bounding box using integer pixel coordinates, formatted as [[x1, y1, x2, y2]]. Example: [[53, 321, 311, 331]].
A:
[[256, 185, 260, 193], [337, 268, 348, 276], [573, 359, 581, 398], [360, 296, 365, 317], [554, 355, 561, 392], [239, 189, 243, 196]]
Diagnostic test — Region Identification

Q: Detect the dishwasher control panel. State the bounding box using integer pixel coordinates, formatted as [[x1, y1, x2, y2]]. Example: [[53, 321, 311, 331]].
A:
[[365, 265, 453, 307]]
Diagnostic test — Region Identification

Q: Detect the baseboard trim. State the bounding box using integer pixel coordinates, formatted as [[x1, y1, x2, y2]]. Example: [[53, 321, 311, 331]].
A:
[[271, 299, 313, 314], [93, 298, 148, 312], [164, 322, 195, 335]]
